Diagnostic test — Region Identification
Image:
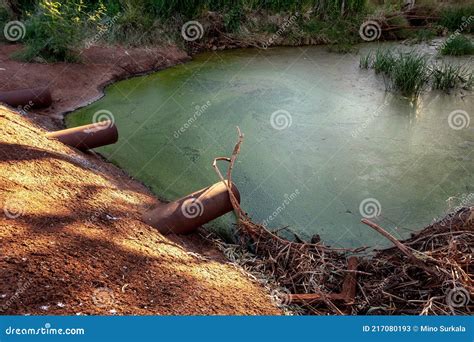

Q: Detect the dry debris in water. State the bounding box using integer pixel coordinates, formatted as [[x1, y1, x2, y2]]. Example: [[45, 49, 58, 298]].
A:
[[212, 128, 473, 315]]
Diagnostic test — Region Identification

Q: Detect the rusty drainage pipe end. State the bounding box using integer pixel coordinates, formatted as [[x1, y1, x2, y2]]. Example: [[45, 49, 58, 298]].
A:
[[143, 181, 240, 235], [45, 120, 118, 151]]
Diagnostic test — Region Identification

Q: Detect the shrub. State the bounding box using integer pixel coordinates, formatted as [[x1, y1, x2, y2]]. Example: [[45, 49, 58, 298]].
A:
[[440, 34, 474, 56], [413, 29, 436, 42], [14, 1, 90, 62], [439, 5, 474, 33]]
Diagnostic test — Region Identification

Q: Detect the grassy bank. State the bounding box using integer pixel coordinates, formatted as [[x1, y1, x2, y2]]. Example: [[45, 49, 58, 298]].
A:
[[1, 1, 473, 62], [360, 48, 473, 97]]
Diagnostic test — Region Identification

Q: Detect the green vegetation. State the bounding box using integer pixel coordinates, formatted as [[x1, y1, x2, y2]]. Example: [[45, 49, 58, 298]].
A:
[[432, 62, 472, 91], [9, 1, 106, 62], [440, 34, 474, 56], [372, 49, 395, 74], [412, 29, 436, 42], [359, 52, 371, 69], [438, 4, 474, 33], [388, 52, 429, 97], [361, 48, 473, 96], [2, 0, 370, 61], [2, 0, 474, 62]]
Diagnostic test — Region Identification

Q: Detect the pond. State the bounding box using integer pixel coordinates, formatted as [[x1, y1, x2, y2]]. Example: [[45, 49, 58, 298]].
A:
[[67, 45, 473, 248]]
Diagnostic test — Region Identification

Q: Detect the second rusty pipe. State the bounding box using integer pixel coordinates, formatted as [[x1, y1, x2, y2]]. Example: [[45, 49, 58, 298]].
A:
[[0, 87, 52, 108], [45, 121, 118, 151], [143, 181, 240, 235]]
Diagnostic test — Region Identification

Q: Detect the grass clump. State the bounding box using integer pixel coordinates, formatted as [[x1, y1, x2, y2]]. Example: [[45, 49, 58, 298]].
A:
[[438, 4, 474, 33], [432, 62, 472, 91], [359, 51, 372, 68], [360, 49, 430, 97], [372, 49, 395, 74], [413, 29, 436, 42], [388, 52, 429, 97], [440, 35, 474, 56], [361, 48, 473, 95]]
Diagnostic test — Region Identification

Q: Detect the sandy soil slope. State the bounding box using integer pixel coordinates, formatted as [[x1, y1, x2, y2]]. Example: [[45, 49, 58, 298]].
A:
[[0, 107, 280, 315]]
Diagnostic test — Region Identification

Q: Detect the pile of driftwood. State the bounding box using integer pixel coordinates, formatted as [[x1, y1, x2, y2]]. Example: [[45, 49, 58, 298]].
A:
[[213, 129, 473, 315]]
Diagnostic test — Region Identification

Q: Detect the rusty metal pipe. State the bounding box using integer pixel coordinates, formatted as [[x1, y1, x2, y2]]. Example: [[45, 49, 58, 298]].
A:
[[0, 87, 52, 108], [143, 181, 240, 235], [45, 121, 118, 151]]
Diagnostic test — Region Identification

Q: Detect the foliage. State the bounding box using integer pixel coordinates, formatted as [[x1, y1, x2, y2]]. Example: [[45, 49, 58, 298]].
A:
[[432, 62, 472, 92], [438, 4, 474, 33], [412, 28, 436, 42], [361, 48, 472, 96], [372, 48, 395, 74], [359, 51, 371, 68], [14, 0, 105, 62], [440, 34, 474, 56], [388, 51, 429, 97]]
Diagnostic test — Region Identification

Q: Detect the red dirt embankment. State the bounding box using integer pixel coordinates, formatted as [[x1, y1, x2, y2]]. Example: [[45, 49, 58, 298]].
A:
[[0, 43, 280, 315]]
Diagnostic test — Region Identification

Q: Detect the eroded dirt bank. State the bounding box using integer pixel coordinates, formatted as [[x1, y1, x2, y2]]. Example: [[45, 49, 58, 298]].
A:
[[0, 43, 190, 130], [0, 106, 281, 315]]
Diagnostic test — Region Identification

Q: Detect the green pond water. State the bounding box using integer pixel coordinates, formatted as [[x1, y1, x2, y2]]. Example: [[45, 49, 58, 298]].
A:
[[67, 45, 473, 248]]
